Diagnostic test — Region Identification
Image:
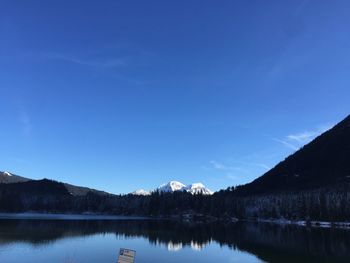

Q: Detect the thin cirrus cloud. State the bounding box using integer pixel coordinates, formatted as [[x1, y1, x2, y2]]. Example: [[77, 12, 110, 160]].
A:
[[209, 161, 237, 171], [209, 160, 244, 182], [275, 125, 333, 151], [287, 130, 321, 143], [210, 160, 270, 171], [274, 138, 299, 151], [41, 52, 126, 68], [208, 160, 270, 181]]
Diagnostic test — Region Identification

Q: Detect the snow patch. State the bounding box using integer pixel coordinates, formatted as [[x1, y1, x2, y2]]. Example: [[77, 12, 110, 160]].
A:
[[3, 171, 12, 176], [158, 181, 213, 195], [132, 181, 214, 195], [131, 189, 151, 196], [185, 183, 214, 195], [158, 181, 187, 193]]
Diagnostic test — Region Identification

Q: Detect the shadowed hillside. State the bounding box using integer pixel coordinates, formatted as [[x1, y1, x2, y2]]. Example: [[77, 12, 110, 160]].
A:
[[235, 115, 350, 195]]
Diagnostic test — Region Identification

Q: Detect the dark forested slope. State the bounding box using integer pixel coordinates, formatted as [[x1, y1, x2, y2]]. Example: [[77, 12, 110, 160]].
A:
[[0, 171, 111, 197], [235, 115, 350, 195]]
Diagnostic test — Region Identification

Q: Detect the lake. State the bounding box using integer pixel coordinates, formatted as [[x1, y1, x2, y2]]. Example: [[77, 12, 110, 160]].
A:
[[0, 215, 349, 263]]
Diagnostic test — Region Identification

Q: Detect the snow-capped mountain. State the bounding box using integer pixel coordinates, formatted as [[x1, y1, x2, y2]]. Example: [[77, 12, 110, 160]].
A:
[[158, 181, 213, 195], [157, 181, 187, 193], [132, 181, 213, 195], [131, 189, 151, 196], [185, 183, 214, 195]]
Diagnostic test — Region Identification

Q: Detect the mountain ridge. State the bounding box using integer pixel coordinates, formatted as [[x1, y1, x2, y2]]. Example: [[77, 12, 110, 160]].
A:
[[0, 171, 112, 197], [234, 114, 350, 195], [132, 181, 213, 195], [0, 171, 31, 184]]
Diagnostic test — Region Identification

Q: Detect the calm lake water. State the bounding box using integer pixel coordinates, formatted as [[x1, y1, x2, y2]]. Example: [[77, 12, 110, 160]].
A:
[[0, 215, 349, 263]]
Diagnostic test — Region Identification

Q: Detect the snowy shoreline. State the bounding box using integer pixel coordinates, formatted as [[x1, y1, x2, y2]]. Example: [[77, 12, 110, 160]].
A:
[[1, 212, 350, 229], [253, 218, 350, 229]]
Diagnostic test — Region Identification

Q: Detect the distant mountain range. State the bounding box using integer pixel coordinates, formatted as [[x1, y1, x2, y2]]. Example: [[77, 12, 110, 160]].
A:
[[0, 171, 30, 184], [1, 115, 349, 221], [0, 171, 111, 197], [132, 181, 213, 196], [2, 114, 350, 200], [0, 172, 213, 197], [2, 115, 350, 199]]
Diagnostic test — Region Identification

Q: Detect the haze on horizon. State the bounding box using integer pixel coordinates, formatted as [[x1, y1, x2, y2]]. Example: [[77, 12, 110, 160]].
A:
[[1, 0, 349, 194]]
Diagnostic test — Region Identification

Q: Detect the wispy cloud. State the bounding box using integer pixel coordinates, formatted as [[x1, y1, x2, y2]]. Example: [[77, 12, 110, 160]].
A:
[[209, 160, 243, 182], [276, 125, 332, 151], [208, 160, 270, 182], [209, 161, 237, 171], [274, 138, 299, 151], [210, 160, 270, 172], [41, 52, 126, 68], [287, 130, 321, 143], [226, 174, 239, 180]]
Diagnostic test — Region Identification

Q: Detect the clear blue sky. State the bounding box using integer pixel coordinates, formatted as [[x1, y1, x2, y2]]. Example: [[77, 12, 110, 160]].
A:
[[1, 0, 349, 194]]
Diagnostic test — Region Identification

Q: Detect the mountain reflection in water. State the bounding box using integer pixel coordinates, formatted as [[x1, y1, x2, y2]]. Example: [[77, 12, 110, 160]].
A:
[[0, 219, 349, 263]]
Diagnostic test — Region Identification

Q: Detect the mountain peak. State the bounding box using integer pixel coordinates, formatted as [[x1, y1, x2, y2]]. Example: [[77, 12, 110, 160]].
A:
[[188, 182, 205, 188], [131, 181, 213, 195], [158, 181, 187, 192], [185, 183, 214, 195]]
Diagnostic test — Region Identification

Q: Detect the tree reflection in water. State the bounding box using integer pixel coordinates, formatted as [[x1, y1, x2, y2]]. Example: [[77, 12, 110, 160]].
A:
[[0, 219, 349, 263]]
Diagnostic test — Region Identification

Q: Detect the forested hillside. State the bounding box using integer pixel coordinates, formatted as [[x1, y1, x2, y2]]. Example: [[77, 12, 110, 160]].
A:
[[235, 115, 350, 195]]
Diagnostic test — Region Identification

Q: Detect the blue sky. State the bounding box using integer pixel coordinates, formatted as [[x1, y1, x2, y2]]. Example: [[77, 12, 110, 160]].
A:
[[1, 0, 349, 194]]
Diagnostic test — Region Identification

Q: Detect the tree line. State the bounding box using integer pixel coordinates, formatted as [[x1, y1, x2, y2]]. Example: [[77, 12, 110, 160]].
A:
[[0, 179, 350, 221]]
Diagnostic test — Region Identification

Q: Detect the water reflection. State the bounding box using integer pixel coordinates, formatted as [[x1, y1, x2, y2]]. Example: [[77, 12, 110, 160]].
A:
[[0, 219, 349, 262]]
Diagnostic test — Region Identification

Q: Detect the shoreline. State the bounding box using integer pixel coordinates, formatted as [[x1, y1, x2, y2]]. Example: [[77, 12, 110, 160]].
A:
[[248, 218, 350, 229], [0, 212, 151, 221], [1, 212, 350, 229]]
